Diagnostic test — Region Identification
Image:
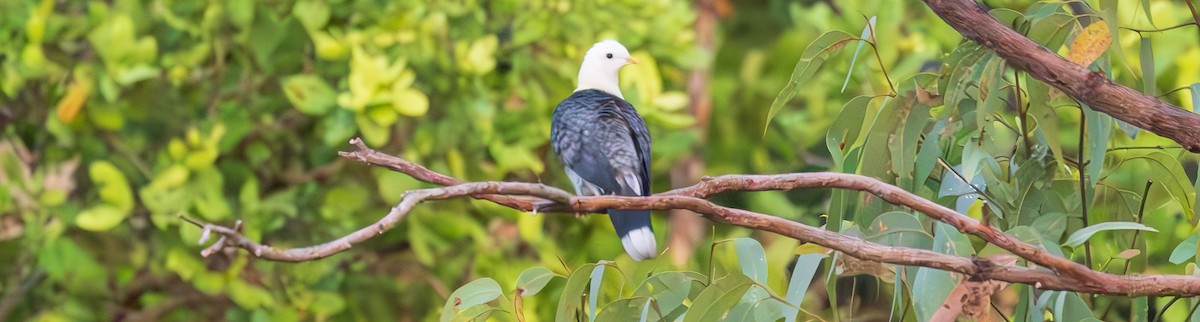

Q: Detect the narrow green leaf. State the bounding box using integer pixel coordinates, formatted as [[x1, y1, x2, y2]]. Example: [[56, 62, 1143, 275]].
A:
[[734, 238, 768, 284], [515, 267, 559, 297], [914, 122, 945, 191], [783, 254, 824, 322], [1135, 296, 1149, 322], [440, 278, 502, 322], [588, 265, 605, 322], [1191, 83, 1200, 113], [763, 30, 855, 133], [1140, 36, 1155, 96], [556, 263, 598, 322], [1171, 233, 1200, 264], [841, 16, 876, 93], [1083, 106, 1111, 189], [1139, 0, 1154, 28], [1064, 222, 1158, 248], [682, 273, 754, 322]]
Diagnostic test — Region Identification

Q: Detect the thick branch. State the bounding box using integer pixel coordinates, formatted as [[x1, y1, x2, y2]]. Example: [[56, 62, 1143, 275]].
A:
[[344, 138, 1098, 284], [923, 0, 1200, 152], [185, 139, 1200, 296]]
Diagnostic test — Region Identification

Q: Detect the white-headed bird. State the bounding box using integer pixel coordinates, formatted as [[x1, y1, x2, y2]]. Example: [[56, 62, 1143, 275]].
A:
[[550, 40, 657, 261]]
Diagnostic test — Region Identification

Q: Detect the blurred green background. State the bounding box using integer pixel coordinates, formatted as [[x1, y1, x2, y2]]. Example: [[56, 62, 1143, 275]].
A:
[[2, 0, 1200, 320]]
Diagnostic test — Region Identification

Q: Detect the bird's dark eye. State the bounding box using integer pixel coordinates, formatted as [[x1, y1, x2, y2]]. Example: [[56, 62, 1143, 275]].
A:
[[606, 53, 613, 59]]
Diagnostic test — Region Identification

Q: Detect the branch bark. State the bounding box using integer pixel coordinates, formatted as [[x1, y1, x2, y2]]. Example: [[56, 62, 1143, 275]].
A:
[[187, 138, 1200, 296], [923, 0, 1200, 152]]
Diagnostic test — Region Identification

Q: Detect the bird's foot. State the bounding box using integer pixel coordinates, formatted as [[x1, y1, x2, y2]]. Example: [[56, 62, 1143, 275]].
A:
[[531, 200, 557, 216]]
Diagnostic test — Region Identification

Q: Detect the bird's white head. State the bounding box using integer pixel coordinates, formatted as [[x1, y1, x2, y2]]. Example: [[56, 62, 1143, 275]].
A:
[[575, 40, 638, 98]]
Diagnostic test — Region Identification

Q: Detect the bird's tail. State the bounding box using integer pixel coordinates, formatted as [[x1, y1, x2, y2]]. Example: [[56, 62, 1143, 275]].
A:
[[608, 210, 656, 261]]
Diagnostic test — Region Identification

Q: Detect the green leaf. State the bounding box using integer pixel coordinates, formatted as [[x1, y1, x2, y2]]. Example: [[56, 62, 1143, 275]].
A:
[[1190, 83, 1200, 113], [556, 263, 598, 322], [292, 0, 330, 31], [1049, 291, 1096, 320], [588, 265, 605, 322], [1140, 36, 1155, 96], [229, 279, 275, 309], [1064, 222, 1158, 248], [282, 75, 336, 115], [515, 267, 559, 297], [633, 271, 702, 321], [75, 205, 127, 231], [440, 278, 503, 322], [682, 273, 754, 322], [783, 254, 824, 322], [1127, 151, 1197, 220], [764, 30, 855, 133], [868, 211, 932, 248], [826, 96, 876, 164], [840, 16, 875, 93], [594, 298, 650, 322], [734, 237, 768, 284], [1032, 212, 1068, 242], [392, 87, 430, 117], [88, 160, 134, 214], [914, 222, 971, 321], [1027, 79, 1065, 167], [1170, 233, 1200, 264]]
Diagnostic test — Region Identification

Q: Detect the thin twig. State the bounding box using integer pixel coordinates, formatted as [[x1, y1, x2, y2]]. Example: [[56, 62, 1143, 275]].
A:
[[1119, 22, 1199, 33]]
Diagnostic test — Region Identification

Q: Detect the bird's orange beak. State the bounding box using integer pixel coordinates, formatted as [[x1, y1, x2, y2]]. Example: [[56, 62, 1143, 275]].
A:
[[626, 57, 640, 65]]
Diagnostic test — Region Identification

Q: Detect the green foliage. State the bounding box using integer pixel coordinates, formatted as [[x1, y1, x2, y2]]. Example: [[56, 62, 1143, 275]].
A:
[[3, 0, 1200, 320]]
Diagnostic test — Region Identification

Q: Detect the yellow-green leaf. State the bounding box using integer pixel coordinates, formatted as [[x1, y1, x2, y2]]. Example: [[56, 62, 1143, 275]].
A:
[[75, 204, 127, 231], [1066, 22, 1111, 66], [392, 87, 429, 117]]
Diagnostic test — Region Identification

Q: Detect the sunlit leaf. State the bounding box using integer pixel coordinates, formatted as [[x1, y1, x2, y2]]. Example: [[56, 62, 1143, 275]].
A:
[[1066, 22, 1110, 66], [282, 75, 337, 115]]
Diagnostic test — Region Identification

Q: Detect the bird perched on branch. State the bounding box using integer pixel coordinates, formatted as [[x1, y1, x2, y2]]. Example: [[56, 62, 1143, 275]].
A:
[[550, 40, 656, 261]]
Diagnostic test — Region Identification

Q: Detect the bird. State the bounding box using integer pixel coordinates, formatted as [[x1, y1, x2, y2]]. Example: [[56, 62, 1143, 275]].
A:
[[549, 40, 657, 261]]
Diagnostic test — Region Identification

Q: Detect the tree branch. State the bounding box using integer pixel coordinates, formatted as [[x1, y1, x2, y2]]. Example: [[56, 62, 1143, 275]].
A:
[[185, 138, 1200, 296], [923, 0, 1200, 152]]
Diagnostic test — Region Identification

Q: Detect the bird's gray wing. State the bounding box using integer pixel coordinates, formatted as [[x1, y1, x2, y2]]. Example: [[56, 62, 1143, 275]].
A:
[[549, 94, 650, 197]]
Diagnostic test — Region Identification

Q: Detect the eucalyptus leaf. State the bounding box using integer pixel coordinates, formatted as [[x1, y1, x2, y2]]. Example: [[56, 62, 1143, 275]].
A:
[[764, 30, 855, 132], [1170, 233, 1200, 264], [734, 237, 768, 285], [682, 273, 754, 322], [1064, 222, 1158, 248], [515, 267, 559, 297], [439, 278, 502, 322]]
